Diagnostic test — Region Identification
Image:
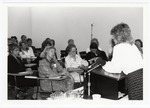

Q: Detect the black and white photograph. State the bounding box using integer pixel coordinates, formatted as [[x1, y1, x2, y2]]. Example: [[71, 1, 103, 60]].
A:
[[0, 0, 149, 107]]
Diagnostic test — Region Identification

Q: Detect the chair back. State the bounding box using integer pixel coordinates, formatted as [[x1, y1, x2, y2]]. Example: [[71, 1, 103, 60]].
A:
[[60, 50, 67, 58], [79, 51, 86, 59], [126, 68, 143, 100]]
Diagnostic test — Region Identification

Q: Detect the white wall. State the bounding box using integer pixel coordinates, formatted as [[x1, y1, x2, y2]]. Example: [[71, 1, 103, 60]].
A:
[[8, 7, 32, 40], [8, 7, 143, 57]]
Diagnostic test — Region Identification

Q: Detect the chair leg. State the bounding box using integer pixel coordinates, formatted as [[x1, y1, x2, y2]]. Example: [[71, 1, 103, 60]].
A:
[[79, 74, 82, 85]]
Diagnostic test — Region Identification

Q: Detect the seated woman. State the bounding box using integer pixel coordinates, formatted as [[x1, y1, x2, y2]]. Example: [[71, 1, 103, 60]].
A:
[[65, 39, 75, 57], [65, 44, 88, 82], [26, 38, 36, 54], [135, 39, 143, 57], [40, 40, 51, 58], [33, 39, 52, 67], [38, 46, 74, 92], [41, 38, 51, 51], [86, 42, 108, 65], [8, 44, 37, 99], [19, 41, 35, 63], [40, 39, 57, 59]]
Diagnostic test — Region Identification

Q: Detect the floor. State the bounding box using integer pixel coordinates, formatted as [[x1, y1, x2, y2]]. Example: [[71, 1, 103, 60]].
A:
[[8, 82, 84, 100], [8, 82, 129, 100]]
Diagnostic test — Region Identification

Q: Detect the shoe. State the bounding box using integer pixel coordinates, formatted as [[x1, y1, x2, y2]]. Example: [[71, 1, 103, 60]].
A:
[[31, 93, 37, 99], [31, 93, 42, 100], [16, 90, 27, 99]]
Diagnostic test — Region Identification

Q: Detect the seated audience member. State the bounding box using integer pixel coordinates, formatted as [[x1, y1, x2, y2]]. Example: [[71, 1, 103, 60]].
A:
[[65, 39, 75, 57], [41, 38, 51, 51], [8, 38, 12, 55], [40, 40, 52, 58], [11, 36, 18, 45], [8, 44, 26, 75], [135, 39, 143, 56], [101, 23, 143, 100], [19, 42, 35, 63], [8, 44, 37, 98], [65, 44, 88, 82], [86, 38, 102, 53], [27, 38, 36, 53], [50, 39, 55, 47], [8, 38, 12, 45], [108, 38, 116, 61], [68, 39, 74, 45], [19, 35, 27, 45], [86, 42, 108, 64], [50, 39, 58, 59], [38, 46, 74, 92], [33, 39, 52, 67], [40, 39, 58, 59]]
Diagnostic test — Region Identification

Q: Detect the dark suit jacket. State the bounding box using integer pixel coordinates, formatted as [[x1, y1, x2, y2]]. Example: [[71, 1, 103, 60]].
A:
[[8, 55, 26, 73], [86, 49, 108, 61], [8, 55, 37, 87]]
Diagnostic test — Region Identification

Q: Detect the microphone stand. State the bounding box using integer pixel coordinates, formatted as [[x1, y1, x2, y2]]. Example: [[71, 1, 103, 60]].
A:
[[83, 64, 100, 99], [91, 23, 93, 41]]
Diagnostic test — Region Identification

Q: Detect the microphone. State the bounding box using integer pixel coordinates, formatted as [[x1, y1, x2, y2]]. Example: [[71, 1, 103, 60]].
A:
[[95, 57, 106, 66], [87, 64, 100, 73], [91, 22, 93, 27]]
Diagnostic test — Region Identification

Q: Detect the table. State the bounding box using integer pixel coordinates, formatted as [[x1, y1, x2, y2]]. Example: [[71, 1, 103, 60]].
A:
[[46, 86, 128, 101], [25, 73, 69, 99], [25, 63, 37, 68], [46, 86, 84, 100]]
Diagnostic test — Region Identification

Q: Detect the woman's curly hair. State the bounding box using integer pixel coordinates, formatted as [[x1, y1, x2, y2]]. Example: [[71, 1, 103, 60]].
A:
[[110, 22, 133, 44]]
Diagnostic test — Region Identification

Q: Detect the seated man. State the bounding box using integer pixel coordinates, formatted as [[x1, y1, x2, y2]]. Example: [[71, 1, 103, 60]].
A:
[[26, 38, 36, 54], [86, 42, 108, 65], [86, 38, 102, 53]]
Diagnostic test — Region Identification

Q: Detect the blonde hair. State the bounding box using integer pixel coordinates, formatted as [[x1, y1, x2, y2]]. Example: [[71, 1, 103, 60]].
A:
[[110, 22, 134, 44], [44, 46, 56, 58]]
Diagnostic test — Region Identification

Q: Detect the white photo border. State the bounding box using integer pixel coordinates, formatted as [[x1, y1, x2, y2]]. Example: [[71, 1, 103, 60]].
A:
[[0, 0, 150, 108]]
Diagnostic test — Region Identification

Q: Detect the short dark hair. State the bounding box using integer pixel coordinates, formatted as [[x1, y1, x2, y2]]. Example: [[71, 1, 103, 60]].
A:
[[19, 41, 26, 47], [90, 42, 98, 49], [21, 35, 26, 38], [68, 39, 74, 44], [135, 39, 143, 47], [91, 38, 99, 46], [11, 36, 17, 40], [42, 40, 52, 50], [9, 44, 20, 53], [27, 38, 32, 42], [66, 44, 77, 54], [50, 39, 55, 46]]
